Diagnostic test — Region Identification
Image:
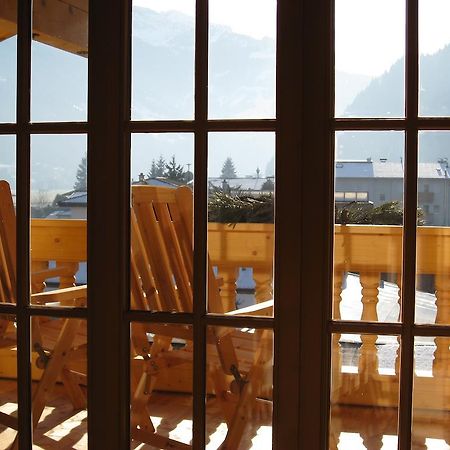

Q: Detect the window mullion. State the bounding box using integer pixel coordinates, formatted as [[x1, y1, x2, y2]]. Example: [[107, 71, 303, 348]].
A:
[[16, 0, 33, 446], [399, 0, 419, 448], [192, 0, 209, 447], [87, 0, 130, 448]]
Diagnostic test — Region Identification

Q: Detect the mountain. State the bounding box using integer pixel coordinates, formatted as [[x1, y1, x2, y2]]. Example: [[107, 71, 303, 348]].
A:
[[5, 6, 441, 190], [338, 45, 450, 162], [0, 7, 280, 190], [335, 71, 372, 116]]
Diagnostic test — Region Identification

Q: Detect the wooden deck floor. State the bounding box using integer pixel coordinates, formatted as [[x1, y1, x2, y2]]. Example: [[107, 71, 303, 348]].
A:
[[0, 380, 448, 449], [0, 379, 272, 449]]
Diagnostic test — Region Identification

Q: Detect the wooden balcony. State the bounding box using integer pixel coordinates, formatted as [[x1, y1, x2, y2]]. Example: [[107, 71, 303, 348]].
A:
[[1, 220, 449, 448]]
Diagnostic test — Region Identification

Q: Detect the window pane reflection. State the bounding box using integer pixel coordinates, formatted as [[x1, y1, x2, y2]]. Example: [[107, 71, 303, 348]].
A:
[[31, 0, 88, 122], [0, 1, 16, 123]]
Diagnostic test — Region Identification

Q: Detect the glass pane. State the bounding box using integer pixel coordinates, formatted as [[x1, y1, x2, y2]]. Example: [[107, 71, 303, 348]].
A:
[[412, 336, 450, 449], [334, 132, 404, 322], [208, 0, 276, 119], [0, 314, 18, 447], [131, 1, 195, 120], [31, 0, 88, 122], [131, 133, 194, 312], [329, 333, 400, 449], [208, 132, 274, 316], [335, 0, 405, 118], [130, 321, 192, 448], [416, 132, 450, 325], [419, 0, 450, 117], [206, 326, 273, 449], [0, 135, 15, 191], [0, 2, 17, 123], [32, 316, 87, 448], [31, 135, 87, 307], [0, 137, 16, 306]]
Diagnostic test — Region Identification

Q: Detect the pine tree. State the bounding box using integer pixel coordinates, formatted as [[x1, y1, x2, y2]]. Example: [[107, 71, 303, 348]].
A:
[[220, 157, 237, 178], [261, 178, 274, 191], [156, 155, 166, 177], [74, 155, 87, 191], [148, 159, 158, 178], [165, 155, 186, 182]]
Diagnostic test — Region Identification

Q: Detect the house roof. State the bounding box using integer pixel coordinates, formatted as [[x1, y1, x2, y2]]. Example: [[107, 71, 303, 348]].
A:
[[209, 177, 273, 191], [58, 191, 88, 207], [335, 160, 450, 179]]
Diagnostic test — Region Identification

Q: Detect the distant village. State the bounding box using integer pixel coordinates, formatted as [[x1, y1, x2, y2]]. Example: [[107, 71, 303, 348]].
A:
[[28, 155, 450, 227]]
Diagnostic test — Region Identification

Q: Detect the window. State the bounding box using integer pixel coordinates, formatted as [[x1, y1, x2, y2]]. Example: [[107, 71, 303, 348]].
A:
[[335, 191, 369, 202], [3, 1, 449, 449], [332, 0, 450, 448]]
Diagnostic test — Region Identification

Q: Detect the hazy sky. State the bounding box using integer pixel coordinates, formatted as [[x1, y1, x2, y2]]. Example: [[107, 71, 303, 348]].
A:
[[129, 0, 450, 179], [135, 0, 450, 77], [134, 0, 276, 39]]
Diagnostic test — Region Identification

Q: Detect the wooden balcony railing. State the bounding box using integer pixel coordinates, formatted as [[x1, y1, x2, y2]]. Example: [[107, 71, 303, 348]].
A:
[[27, 220, 450, 446]]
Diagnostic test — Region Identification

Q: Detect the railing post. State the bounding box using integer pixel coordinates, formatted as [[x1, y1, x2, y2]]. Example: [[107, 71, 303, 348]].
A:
[[411, 434, 427, 450], [329, 421, 340, 450], [253, 267, 273, 303], [31, 261, 48, 293], [396, 273, 401, 376], [57, 261, 79, 288], [433, 276, 450, 377], [359, 272, 380, 379], [361, 431, 383, 450], [217, 265, 238, 311], [332, 270, 343, 378]]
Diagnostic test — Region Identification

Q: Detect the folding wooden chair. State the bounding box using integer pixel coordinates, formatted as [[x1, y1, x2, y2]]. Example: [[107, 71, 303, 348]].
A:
[[130, 185, 273, 449], [0, 180, 87, 448]]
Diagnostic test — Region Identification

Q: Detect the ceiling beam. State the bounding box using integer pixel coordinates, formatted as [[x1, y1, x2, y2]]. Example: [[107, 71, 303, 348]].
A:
[[0, 0, 88, 57]]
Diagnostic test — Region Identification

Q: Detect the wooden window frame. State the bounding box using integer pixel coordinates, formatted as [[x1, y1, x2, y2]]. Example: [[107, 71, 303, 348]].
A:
[[12, 0, 450, 448], [330, 1, 450, 450]]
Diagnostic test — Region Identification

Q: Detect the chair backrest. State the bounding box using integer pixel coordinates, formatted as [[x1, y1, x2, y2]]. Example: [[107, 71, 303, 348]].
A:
[[0, 181, 16, 304], [131, 185, 225, 314]]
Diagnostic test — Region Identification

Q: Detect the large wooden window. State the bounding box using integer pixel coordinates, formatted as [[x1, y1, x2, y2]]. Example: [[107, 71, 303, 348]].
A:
[[330, 0, 450, 449], [6, 0, 448, 449]]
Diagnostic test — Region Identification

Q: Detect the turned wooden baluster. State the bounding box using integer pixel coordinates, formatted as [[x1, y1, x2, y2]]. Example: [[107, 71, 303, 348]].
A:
[[358, 272, 380, 379], [31, 261, 49, 293], [253, 267, 273, 303], [433, 275, 450, 377], [56, 261, 79, 307], [328, 427, 340, 450], [411, 434, 427, 450], [216, 265, 239, 312], [361, 432, 383, 450], [332, 270, 343, 378], [395, 273, 401, 376]]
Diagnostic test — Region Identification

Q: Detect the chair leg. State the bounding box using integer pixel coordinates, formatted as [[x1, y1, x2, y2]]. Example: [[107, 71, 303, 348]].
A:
[[130, 335, 184, 448], [31, 318, 83, 426], [219, 330, 272, 450], [60, 367, 86, 410], [209, 366, 235, 426], [10, 317, 83, 450]]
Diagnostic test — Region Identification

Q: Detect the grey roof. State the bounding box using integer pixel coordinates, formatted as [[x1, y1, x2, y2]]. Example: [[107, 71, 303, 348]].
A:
[[209, 177, 273, 191], [336, 160, 450, 179], [58, 191, 87, 206]]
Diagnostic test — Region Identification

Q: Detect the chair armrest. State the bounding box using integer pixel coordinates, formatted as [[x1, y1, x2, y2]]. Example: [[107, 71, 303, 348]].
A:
[[31, 285, 87, 306], [225, 299, 273, 317]]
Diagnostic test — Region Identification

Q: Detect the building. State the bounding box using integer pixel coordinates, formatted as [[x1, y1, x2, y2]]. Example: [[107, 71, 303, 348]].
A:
[[336, 158, 450, 225]]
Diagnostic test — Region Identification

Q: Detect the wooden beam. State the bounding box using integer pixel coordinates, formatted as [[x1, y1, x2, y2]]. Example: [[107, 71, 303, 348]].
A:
[[0, 0, 88, 56]]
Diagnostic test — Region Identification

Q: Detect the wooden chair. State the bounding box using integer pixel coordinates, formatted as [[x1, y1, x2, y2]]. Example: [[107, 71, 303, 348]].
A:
[[0, 180, 87, 448], [130, 185, 273, 449]]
